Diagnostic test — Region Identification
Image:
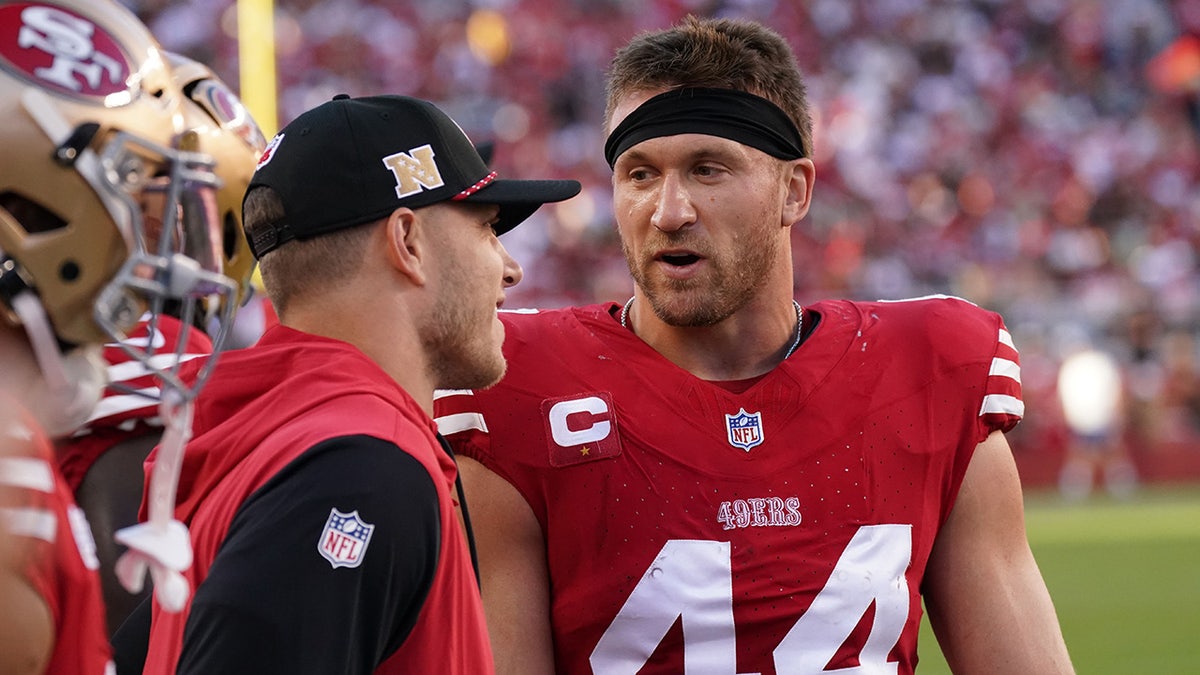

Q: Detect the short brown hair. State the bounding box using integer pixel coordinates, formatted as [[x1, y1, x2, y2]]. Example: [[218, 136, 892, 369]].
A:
[[244, 186, 375, 316], [605, 15, 813, 158]]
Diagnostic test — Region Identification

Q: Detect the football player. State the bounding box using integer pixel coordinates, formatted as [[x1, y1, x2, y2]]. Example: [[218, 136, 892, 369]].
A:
[[0, 1, 245, 672], [435, 16, 1076, 675], [57, 50, 264, 637]]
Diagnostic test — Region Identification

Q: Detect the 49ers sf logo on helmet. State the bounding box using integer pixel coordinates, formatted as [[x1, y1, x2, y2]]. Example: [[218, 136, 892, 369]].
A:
[[0, 2, 131, 98]]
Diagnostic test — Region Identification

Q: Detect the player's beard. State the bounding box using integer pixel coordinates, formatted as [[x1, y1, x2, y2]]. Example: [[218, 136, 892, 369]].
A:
[[622, 224, 780, 327], [421, 257, 508, 391]]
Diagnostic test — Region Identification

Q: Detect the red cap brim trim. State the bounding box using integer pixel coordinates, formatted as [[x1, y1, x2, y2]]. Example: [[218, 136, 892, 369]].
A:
[[453, 171, 498, 200]]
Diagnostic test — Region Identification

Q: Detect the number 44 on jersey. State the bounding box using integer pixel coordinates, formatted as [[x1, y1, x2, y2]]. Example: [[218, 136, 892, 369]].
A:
[[591, 524, 913, 675]]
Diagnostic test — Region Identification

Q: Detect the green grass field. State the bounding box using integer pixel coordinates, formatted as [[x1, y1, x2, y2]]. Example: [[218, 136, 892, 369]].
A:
[[916, 485, 1200, 674]]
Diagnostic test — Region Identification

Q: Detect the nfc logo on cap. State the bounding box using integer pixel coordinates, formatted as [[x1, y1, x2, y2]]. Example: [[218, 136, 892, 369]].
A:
[[382, 144, 445, 198]]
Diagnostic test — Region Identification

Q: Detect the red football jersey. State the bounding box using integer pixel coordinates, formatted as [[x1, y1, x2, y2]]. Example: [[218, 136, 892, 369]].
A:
[[1, 398, 114, 674], [57, 315, 213, 492], [436, 297, 1023, 675]]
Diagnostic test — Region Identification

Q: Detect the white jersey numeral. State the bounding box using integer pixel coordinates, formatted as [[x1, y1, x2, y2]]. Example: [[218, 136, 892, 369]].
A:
[[590, 525, 912, 675], [591, 540, 739, 674]]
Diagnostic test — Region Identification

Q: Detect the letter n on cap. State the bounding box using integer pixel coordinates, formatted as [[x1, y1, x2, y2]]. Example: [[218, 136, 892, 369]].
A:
[[382, 144, 445, 198]]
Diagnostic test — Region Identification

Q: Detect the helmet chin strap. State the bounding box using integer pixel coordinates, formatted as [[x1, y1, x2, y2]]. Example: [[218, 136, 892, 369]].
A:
[[114, 388, 194, 613], [11, 290, 196, 613], [8, 292, 105, 438]]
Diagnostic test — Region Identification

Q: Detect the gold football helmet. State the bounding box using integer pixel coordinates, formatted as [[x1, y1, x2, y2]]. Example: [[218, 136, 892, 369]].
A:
[[0, 0, 238, 408], [168, 51, 266, 315]]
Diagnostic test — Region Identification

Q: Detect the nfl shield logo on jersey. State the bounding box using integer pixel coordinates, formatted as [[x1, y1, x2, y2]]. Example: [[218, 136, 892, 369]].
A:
[[318, 508, 375, 569], [725, 408, 764, 451]]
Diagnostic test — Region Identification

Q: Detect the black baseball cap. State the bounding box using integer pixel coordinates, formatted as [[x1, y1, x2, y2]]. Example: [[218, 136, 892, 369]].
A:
[[244, 94, 581, 258]]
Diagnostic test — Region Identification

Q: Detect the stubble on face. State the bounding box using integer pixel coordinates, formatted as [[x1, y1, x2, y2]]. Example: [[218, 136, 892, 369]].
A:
[[622, 210, 781, 328], [422, 255, 508, 390], [422, 294, 507, 391]]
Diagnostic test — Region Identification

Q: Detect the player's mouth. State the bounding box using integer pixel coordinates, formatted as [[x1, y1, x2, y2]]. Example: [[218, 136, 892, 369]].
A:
[[654, 249, 705, 277]]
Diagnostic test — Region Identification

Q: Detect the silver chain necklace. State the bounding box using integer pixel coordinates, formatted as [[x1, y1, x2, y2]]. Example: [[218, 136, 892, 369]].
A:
[[620, 298, 806, 359]]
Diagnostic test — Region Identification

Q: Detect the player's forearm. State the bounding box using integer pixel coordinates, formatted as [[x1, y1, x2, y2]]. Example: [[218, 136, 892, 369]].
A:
[[974, 554, 1074, 674], [932, 568, 1074, 674]]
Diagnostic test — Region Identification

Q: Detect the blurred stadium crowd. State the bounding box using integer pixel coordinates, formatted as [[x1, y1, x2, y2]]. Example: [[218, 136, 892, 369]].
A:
[[122, 0, 1200, 487]]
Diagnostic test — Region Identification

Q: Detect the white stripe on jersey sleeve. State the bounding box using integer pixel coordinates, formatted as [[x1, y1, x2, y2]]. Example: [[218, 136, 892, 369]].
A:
[[989, 357, 1021, 384], [1, 506, 57, 543], [980, 394, 1025, 418], [998, 328, 1016, 350], [83, 387, 163, 424], [875, 294, 979, 307], [106, 351, 206, 384], [0, 457, 55, 492], [436, 412, 489, 436]]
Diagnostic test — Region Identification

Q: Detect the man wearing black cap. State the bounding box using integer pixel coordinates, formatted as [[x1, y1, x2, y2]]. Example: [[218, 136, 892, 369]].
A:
[[135, 94, 579, 675]]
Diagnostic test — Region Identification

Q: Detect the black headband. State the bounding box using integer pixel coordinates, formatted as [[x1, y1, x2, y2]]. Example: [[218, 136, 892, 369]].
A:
[[604, 87, 806, 168]]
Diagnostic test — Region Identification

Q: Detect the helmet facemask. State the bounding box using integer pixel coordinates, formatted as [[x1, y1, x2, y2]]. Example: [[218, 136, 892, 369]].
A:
[[16, 86, 237, 404], [92, 127, 239, 400], [0, 0, 263, 616]]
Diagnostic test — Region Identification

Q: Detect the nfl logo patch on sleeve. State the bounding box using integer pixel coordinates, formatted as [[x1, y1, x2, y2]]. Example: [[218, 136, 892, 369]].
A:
[[318, 508, 375, 569]]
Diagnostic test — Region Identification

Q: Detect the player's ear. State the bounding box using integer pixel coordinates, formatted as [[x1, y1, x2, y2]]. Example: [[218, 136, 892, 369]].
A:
[[383, 207, 427, 286], [782, 158, 815, 227]]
